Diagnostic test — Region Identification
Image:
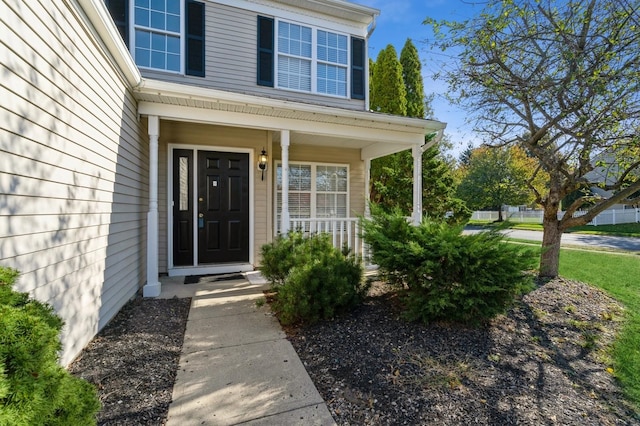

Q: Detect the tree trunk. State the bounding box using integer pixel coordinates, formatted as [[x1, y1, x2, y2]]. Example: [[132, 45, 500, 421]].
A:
[[497, 206, 504, 222], [539, 204, 562, 277]]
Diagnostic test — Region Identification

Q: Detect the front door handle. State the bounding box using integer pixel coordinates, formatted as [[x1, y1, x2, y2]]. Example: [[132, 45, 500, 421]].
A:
[[198, 213, 204, 228]]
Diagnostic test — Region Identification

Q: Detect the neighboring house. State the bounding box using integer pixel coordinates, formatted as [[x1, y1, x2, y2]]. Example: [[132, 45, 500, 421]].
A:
[[1, 0, 446, 365], [583, 151, 639, 210]]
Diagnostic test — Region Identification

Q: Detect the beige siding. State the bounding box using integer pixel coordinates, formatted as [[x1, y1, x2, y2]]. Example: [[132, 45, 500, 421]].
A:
[[141, 2, 367, 111], [158, 120, 269, 271], [0, 0, 147, 365]]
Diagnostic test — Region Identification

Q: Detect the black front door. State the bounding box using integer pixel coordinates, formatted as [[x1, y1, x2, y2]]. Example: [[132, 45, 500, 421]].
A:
[[172, 149, 250, 266], [197, 150, 250, 264]]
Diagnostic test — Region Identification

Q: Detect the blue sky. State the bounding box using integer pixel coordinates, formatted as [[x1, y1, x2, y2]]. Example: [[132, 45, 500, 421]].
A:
[[352, 0, 486, 156]]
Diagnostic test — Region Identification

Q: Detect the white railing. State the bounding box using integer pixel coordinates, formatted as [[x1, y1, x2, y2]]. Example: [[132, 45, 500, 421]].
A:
[[471, 207, 640, 226], [288, 217, 369, 260]]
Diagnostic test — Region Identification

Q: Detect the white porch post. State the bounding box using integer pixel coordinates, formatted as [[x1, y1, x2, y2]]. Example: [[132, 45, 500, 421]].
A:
[[280, 130, 290, 234], [412, 145, 422, 226], [364, 158, 371, 218], [143, 115, 161, 297]]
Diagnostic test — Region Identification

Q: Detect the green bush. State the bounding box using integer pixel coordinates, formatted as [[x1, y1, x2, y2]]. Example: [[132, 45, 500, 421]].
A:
[[361, 208, 536, 324], [0, 267, 100, 425], [260, 233, 367, 325], [259, 231, 308, 287]]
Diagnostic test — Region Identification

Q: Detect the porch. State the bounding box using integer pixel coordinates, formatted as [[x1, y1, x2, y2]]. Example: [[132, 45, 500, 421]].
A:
[[135, 80, 446, 296]]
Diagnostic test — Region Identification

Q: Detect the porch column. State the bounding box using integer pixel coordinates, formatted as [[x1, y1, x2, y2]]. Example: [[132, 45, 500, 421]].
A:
[[280, 130, 290, 234], [412, 145, 422, 226], [143, 116, 161, 297], [364, 158, 371, 218]]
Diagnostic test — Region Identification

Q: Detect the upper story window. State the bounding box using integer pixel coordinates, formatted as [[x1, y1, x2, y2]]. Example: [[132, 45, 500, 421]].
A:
[[134, 0, 182, 72], [105, 0, 205, 77], [275, 21, 349, 97], [257, 16, 366, 100]]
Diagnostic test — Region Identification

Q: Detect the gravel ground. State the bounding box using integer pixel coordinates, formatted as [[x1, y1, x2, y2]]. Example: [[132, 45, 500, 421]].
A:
[[287, 278, 640, 425], [68, 278, 639, 425], [68, 297, 190, 426]]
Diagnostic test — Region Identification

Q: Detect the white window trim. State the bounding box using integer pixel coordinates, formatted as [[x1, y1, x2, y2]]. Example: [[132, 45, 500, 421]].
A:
[[275, 18, 351, 99], [274, 161, 350, 232], [129, 0, 185, 74]]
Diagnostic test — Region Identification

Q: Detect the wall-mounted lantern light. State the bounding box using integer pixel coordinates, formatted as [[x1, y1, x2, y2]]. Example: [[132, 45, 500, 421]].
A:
[[258, 148, 268, 181]]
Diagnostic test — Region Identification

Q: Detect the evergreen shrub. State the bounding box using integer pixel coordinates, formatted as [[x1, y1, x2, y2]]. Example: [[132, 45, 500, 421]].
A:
[[260, 233, 367, 325], [361, 208, 536, 324], [0, 267, 100, 425]]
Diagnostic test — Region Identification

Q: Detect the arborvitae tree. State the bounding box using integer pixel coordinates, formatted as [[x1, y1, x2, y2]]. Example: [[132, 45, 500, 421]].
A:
[[400, 39, 425, 119], [370, 45, 406, 115], [369, 42, 467, 221]]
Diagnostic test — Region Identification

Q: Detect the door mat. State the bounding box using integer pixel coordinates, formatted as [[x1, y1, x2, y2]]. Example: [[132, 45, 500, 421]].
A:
[[184, 273, 245, 285]]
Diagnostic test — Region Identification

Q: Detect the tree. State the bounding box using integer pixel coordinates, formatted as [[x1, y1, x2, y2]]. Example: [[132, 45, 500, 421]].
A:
[[457, 145, 539, 220], [369, 41, 467, 222], [370, 45, 406, 115], [400, 38, 425, 119], [427, 0, 640, 276]]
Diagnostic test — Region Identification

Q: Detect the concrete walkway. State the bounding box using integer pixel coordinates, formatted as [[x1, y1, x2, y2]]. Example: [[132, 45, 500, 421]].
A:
[[157, 273, 336, 426]]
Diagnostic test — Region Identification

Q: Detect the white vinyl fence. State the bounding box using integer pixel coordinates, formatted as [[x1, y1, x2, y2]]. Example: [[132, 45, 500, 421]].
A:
[[471, 207, 640, 226]]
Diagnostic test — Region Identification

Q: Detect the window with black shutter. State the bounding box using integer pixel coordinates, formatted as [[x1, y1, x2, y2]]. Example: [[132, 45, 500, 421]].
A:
[[257, 16, 274, 87], [186, 1, 205, 77], [351, 37, 365, 100], [104, 0, 128, 46]]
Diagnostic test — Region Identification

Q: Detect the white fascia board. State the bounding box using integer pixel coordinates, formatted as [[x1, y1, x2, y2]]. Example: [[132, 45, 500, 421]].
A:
[[76, 0, 141, 87], [135, 79, 446, 135], [138, 101, 425, 145], [212, 0, 373, 37]]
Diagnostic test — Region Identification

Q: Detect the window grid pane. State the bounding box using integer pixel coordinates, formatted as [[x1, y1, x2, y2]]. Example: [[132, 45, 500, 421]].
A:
[[134, 0, 181, 72], [317, 63, 347, 96]]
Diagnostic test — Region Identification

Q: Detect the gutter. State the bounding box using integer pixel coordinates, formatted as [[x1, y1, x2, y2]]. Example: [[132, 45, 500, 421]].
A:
[[422, 129, 445, 152]]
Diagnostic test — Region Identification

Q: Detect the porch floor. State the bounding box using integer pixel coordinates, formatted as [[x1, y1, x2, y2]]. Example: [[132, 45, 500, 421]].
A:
[[158, 274, 336, 425]]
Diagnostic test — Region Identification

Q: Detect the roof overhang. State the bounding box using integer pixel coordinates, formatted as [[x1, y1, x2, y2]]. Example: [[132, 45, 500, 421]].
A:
[[273, 0, 380, 25], [135, 79, 446, 160]]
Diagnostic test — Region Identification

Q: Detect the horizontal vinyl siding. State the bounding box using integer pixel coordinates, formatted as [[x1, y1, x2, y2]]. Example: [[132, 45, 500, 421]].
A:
[[141, 2, 367, 111], [158, 120, 269, 270], [0, 0, 147, 365]]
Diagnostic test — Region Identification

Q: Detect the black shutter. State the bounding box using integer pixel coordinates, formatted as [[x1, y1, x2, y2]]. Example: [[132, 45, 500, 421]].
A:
[[351, 37, 365, 100], [186, 0, 205, 77], [105, 0, 128, 46], [257, 16, 274, 87]]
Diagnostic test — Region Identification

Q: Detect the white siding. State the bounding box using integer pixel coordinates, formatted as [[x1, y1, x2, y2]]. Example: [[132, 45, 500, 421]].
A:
[[0, 0, 147, 365], [141, 2, 367, 111]]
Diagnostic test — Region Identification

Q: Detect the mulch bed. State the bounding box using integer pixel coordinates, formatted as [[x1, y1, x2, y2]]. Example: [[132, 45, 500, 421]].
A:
[[68, 297, 190, 426], [67, 278, 639, 425], [286, 278, 640, 425]]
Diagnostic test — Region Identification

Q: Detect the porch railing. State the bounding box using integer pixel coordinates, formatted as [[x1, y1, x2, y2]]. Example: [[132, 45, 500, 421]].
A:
[[288, 217, 370, 261]]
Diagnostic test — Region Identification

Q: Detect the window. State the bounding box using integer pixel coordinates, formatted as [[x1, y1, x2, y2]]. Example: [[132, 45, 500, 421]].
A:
[[105, 0, 205, 76], [275, 163, 349, 232], [257, 17, 365, 99], [277, 22, 312, 91], [134, 0, 182, 72], [316, 30, 348, 96], [275, 21, 349, 97]]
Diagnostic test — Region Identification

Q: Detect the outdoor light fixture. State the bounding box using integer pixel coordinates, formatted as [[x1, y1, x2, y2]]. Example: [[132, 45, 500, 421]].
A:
[[258, 148, 268, 180]]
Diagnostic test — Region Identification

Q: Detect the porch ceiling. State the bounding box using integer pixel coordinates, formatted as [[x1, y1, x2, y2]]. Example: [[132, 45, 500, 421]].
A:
[[135, 79, 446, 159]]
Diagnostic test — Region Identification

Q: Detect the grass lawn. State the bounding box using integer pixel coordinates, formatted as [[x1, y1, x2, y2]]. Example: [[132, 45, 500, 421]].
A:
[[470, 220, 640, 237], [558, 249, 640, 408]]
